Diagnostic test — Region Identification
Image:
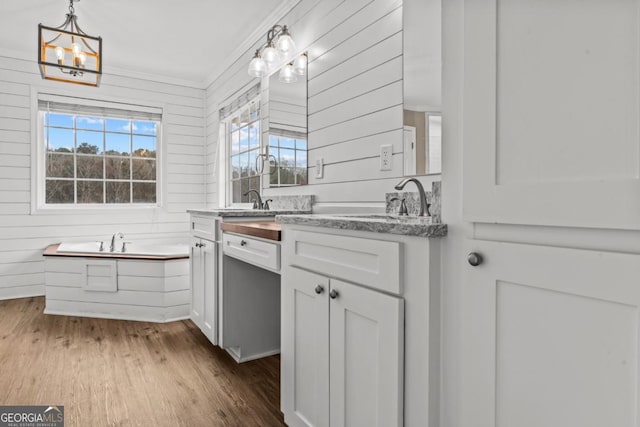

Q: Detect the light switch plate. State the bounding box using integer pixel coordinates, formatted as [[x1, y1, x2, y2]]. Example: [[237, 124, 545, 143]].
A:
[[316, 157, 324, 179], [380, 144, 393, 171]]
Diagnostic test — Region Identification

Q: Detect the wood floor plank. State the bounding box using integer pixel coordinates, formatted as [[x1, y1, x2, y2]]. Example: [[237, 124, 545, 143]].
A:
[[0, 297, 286, 427]]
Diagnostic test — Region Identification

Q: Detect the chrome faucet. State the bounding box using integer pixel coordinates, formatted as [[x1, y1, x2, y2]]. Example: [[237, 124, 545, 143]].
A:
[[243, 189, 263, 209], [394, 178, 431, 217], [110, 232, 124, 252]]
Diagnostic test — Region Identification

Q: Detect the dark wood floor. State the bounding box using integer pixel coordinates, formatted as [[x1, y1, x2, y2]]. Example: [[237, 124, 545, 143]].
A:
[[0, 297, 286, 427]]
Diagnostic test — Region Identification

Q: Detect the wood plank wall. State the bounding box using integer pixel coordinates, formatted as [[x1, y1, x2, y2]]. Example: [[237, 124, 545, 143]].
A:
[[0, 56, 205, 300], [205, 0, 440, 210]]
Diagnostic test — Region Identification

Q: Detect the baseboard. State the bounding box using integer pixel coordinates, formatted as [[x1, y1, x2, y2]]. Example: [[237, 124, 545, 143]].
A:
[[44, 308, 188, 324], [225, 346, 281, 363]]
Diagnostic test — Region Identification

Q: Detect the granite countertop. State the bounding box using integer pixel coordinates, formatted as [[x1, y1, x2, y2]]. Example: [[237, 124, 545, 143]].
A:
[[187, 208, 312, 218], [276, 214, 447, 238]]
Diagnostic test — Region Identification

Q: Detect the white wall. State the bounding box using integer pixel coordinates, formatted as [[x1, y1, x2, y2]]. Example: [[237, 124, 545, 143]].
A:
[[0, 56, 205, 300], [205, 0, 440, 211]]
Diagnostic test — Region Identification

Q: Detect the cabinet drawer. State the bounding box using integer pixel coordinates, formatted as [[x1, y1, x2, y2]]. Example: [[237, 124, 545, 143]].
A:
[[284, 230, 401, 294], [223, 232, 280, 271], [191, 215, 217, 240]]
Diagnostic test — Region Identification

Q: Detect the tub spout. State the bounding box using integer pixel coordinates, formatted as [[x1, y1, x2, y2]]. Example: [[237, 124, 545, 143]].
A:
[[110, 232, 124, 252]]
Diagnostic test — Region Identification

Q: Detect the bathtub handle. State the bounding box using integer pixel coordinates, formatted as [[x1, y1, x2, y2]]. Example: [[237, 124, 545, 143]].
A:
[[121, 242, 131, 253], [97, 241, 105, 252]]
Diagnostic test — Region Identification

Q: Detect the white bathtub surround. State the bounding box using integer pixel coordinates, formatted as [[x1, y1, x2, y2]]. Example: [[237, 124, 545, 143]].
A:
[[57, 242, 189, 257], [43, 244, 190, 322]]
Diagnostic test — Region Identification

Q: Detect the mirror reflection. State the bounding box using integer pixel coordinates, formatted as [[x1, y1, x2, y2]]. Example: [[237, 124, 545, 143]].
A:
[[266, 55, 308, 187], [403, 0, 442, 176]]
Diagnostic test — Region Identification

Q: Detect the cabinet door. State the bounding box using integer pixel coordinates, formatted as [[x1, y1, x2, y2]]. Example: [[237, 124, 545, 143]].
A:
[[201, 238, 217, 345], [463, 0, 640, 230], [462, 241, 640, 427], [190, 237, 204, 329], [329, 279, 404, 427], [281, 266, 330, 427]]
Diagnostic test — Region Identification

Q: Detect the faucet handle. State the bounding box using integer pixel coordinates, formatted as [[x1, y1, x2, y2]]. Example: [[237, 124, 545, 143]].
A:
[[251, 199, 259, 209], [389, 197, 409, 216], [97, 241, 104, 252], [264, 199, 273, 210], [121, 242, 132, 253]]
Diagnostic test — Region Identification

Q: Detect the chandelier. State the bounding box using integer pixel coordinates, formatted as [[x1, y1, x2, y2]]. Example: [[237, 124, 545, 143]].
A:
[[248, 24, 306, 80], [38, 0, 102, 87]]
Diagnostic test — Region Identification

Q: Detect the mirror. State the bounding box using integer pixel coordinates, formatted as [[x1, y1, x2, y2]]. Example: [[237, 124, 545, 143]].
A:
[[266, 56, 308, 187], [403, 0, 442, 176]]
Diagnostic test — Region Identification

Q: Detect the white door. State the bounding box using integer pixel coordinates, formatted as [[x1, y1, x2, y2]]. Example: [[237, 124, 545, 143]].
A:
[[329, 278, 404, 427], [404, 125, 417, 176], [462, 0, 640, 230], [281, 266, 330, 427], [201, 238, 217, 345], [462, 241, 640, 427], [190, 237, 204, 329]]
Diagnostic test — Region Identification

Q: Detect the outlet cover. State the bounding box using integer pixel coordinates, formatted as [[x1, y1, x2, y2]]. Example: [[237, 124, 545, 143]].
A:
[[316, 157, 324, 179], [380, 144, 393, 171]]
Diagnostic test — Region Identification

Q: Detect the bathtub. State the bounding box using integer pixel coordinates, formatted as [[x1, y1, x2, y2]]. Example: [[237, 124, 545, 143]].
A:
[[43, 242, 190, 322]]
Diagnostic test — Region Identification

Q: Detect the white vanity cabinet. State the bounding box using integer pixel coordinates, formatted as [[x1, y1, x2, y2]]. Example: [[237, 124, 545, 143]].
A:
[[280, 225, 440, 427], [189, 214, 218, 345]]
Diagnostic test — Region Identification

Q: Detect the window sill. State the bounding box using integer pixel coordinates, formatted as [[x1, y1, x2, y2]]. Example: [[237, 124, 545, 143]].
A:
[[31, 204, 162, 216]]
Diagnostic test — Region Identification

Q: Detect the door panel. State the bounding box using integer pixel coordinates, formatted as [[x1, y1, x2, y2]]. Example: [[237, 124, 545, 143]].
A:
[[190, 237, 204, 329], [201, 239, 217, 345], [329, 278, 404, 427], [463, 0, 640, 229], [281, 266, 330, 427], [462, 241, 640, 427]]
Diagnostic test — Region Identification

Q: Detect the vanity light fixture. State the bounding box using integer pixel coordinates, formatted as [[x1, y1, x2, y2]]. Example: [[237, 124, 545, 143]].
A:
[[38, 0, 102, 87], [248, 24, 305, 80], [279, 63, 297, 83]]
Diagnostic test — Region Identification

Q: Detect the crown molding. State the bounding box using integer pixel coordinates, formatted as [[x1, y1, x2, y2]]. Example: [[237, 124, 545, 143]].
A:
[[202, 0, 302, 90]]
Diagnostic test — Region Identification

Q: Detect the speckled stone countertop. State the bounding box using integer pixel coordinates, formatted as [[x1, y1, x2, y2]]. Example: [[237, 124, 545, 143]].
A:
[[276, 214, 448, 238], [187, 208, 312, 218]]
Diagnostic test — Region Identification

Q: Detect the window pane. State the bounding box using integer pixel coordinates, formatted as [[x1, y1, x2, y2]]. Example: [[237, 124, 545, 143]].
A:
[[279, 167, 296, 185], [46, 180, 74, 203], [279, 137, 295, 149], [132, 182, 156, 203], [46, 113, 73, 128], [132, 159, 156, 181], [296, 149, 307, 168], [239, 126, 249, 153], [76, 130, 103, 154], [47, 153, 73, 178], [269, 135, 277, 148], [47, 127, 74, 152], [231, 155, 241, 179], [76, 116, 103, 131], [240, 178, 250, 202], [279, 148, 296, 168], [231, 131, 240, 155], [133, 121, 157, 136], [106, 118, 131, 133], [249, 123, 260, 150], [77, 180, 103, 204], [76, 155, 103, 179], [248, 150, 258, 176], [106, 181, 130, 204], [132, 135, 156, 158], [232, 179, 241, 203], [249, 175, 260, 192], [106, 133, 130, 155], [296, 138, 307, 150], [106, 157, 131, 180], [239, 152, 249, 177], [296, 168, 308, 185]]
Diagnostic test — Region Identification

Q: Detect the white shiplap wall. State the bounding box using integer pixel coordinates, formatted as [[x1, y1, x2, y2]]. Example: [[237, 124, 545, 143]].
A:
[[0, 56, 205, 300], [205, 0, 440, 210]]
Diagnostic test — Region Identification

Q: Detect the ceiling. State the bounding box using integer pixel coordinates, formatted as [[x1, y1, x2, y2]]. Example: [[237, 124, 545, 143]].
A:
[[0, 0, 293, 87]]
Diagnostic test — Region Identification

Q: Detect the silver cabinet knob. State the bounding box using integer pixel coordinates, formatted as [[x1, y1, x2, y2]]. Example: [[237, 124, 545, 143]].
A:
[[468, 252, 483, 267], [240, 240, 247, 246], [314, 285, 324, 294], [329, 289, 339, 299], [200, 242, 206, 248]]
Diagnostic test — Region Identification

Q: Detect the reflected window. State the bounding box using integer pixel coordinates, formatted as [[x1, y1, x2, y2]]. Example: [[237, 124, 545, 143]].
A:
[[268, 131, 307, 186]]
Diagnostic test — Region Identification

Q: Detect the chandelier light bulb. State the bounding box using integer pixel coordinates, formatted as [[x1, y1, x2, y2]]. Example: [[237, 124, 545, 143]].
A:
[[77, 52, 86, 67], [248, 51, 267, 78], [54, 46, 65, 64], [293, 54, 307, 75], [71, 42, 82, 56], [279, 63, 297, 83], [276, 26, 295, 53], [262, 44, 279, 66]]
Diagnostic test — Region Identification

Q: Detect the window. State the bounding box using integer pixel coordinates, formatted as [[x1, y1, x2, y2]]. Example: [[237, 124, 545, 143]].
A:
[[38, 97, 161, 207], [268, 131, 307, 186], [227, 99, 261, 204]]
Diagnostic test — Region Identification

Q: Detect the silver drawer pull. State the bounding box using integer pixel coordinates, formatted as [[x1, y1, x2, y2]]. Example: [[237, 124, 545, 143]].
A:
[[314, 285, 324, 294], [329, 289, 339, 299], [240, 240, 247, 246]]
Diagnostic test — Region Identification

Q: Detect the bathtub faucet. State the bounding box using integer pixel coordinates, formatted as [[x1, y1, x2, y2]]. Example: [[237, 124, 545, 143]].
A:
[[110, 232, 124, 252]]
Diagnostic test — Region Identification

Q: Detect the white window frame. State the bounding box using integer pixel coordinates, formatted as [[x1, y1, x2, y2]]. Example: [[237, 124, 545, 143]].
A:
[[31, 91, 165, 214]]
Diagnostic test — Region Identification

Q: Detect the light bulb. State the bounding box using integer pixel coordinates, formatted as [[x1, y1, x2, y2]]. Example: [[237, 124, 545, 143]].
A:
[[276, 26, 295, 53], [293, 54, 307, 75], [279, 63, 297, 83], [77, 52, 86, 67], [248, 51, 267, 78], [71, 42, 82, 56], [54, 46, 65, 65], [262, 44, 279, 66]]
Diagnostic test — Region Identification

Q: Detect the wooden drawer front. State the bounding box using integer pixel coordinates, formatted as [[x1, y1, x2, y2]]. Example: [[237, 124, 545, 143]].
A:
[[191, 215, 217, 240], [285, 230, 401, 294], [223, 233, 280, 271]]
